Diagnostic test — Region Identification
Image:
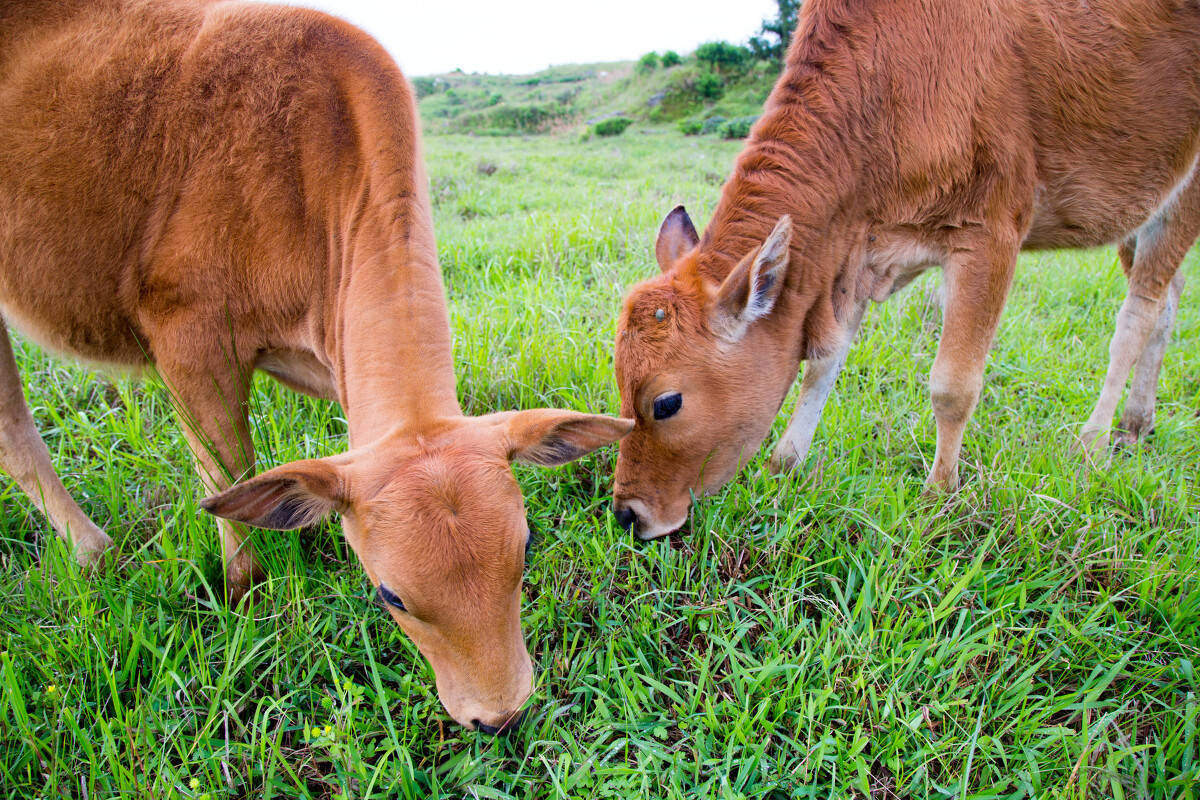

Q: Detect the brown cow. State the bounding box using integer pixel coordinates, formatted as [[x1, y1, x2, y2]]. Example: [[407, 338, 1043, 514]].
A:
[[613, 0, 1199, 539], [0, 0, 632, 732]]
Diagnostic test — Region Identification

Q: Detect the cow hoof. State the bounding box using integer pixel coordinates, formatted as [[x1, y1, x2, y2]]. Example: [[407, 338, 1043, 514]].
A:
[[74, 529, 115, 570], [1112, 426, 1152, 451], [1114, 412, 1154, 449], [768, 444, 806, 475], [1074, 428, 1110, 456], [923, 467, 959, 495], [768, 452, 795, 475], [224, 559, 265, 606]]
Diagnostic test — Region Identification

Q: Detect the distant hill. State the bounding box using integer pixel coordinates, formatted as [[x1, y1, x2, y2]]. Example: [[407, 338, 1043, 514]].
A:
[[414, 53, 780, 138]]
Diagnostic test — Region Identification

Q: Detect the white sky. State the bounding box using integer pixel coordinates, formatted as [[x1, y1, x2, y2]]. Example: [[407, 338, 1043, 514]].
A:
[[291, 1, 776, 76]]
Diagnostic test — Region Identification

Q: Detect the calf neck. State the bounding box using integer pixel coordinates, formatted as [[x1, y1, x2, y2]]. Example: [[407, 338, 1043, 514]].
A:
[[613, 0, 1200, 538], [0, 0, 631, 731]]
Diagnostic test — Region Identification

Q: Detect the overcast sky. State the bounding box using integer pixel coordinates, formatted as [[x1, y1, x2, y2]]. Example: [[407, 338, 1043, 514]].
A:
[[292, 1, 776, 76]]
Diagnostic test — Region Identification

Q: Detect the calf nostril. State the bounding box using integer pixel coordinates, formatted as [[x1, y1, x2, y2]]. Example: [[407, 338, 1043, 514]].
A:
[[473, 718, 500, 735], [474, 716, 521, 736], [612, 504, 637, 531]]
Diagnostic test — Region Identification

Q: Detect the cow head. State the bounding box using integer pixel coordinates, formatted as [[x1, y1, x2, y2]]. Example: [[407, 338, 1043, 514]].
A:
[[202, 409, 632, 733], [612, 206, 800, 539]]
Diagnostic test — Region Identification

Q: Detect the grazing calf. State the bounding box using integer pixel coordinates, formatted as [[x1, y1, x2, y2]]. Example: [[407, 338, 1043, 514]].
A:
[[0, 0, 632, 731], [612, 0, 1199, 539]]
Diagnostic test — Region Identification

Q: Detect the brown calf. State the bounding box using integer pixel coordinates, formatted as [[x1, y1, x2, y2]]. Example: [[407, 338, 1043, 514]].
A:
[[0, 0, 632, 732], [613, 0, 1199, 539]]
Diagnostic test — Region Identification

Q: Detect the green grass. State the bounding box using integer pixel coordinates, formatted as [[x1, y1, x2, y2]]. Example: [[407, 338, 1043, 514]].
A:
[[2, 129, 1199, 798]]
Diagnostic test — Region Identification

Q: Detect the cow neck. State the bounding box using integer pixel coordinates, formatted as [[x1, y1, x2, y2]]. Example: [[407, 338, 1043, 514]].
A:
[[699, 121, 858, 353], [330, 190, 462, 448]]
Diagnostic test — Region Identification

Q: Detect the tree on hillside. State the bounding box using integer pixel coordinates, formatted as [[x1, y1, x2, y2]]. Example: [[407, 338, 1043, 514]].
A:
[[695, 41, 751, 75], [749, 0, 802, 65]]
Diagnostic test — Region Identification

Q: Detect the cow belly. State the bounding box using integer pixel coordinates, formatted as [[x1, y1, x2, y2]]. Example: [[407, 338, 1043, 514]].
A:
[[0, 295, 147, 371], [1024, 127, 1200, 251], [0, 231, 146, 367]]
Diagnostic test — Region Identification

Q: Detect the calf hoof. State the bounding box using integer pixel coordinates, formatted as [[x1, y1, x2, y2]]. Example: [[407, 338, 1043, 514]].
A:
[[1114, 412, 1154, 449], [224, 558, 265, 606], [74, 529, 115, 570], [1074, 427, 1111, 457], [1112, 426, 1153, 451], [768, 449, 798, 475], [923, 469, 959, 495]]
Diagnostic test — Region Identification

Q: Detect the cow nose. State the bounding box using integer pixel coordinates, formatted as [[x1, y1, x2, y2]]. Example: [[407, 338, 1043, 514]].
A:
[[613, 503, 638, 531], [474, 708, 524, 736]]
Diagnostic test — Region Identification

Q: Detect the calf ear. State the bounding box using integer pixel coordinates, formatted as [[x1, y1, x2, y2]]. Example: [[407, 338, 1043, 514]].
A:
[[655, 205, 700, 271], [499, 409, 635, 466], [710, 215, 793, 341], [200, 459, 346, 530]]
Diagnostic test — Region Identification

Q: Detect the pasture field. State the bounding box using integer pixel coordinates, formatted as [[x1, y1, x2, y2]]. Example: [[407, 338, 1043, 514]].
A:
[[2, 129, 1199, 799]]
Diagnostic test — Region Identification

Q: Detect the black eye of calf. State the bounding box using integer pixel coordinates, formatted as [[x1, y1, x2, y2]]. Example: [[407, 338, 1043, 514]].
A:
[[376, 584, 406, 612], [653, 392, 683, 420]]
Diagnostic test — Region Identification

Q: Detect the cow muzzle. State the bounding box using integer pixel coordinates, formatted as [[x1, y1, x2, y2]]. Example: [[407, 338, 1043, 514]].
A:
[[612, 497, 687, 540]]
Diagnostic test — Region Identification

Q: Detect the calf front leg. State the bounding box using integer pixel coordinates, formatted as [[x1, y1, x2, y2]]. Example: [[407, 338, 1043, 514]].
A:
[[0, 323, 112, 565], [770, 298, 868, 473], [153, 342, 262, 601], [926, 234, 1018, 491]]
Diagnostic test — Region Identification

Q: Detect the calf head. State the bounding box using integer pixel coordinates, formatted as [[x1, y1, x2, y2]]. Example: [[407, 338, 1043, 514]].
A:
[[613, 207, 799, 539], [201, 409, 632, 733]]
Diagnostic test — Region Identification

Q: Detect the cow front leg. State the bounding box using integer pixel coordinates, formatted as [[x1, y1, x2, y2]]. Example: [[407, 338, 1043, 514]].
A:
[[926, 234, 1018, 491], [0, 321, 112, 565], [1114, 270, 1185, 446], [153, 341, 262, 601], [770, 298, 868, 473]]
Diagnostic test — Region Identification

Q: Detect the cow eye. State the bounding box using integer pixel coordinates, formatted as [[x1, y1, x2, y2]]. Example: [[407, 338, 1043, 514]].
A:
[[376, 583, 406, 612], [653, 392, 683, 420]]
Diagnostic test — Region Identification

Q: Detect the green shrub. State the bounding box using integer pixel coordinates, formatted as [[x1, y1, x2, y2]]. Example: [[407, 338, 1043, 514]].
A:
[[454, 103, 566, 134], [661, 50, 682, 67], [700, 116, 727, 135], [696, 71, 724, 100], [720, 115, 760, 139], [650, 68, 705, 119], [637, 52, 660, 73], [695, 41, 752, 74], [677, 120, 703, 135], [411, 76, 441, 99], [592, 117, 634, 137]]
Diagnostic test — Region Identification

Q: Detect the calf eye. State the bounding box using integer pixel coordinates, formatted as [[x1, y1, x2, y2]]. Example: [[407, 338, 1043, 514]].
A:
[[653, 392, 683, 420], [376, 583, 406, 612]]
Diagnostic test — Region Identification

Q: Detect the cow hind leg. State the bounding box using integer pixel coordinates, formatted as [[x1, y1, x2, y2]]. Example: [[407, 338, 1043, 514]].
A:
[[0, 321, 113, 565], [770, 298, 868, 473], [926, 232, 1019, 491], [1114, 270, 1186, 446], [1079, 171, 1200, 454]]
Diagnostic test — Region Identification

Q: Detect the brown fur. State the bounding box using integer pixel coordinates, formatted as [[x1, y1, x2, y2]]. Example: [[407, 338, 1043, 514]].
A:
[[0, 0, 632, 731], [613, 0, 1200, 538]]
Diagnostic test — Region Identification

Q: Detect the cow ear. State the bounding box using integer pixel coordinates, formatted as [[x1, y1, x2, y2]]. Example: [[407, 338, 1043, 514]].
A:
[[710, 215, 792, 341], [497, 409, 634, 466], [655, 205, 699, 272], [200, 459, 347, 530]]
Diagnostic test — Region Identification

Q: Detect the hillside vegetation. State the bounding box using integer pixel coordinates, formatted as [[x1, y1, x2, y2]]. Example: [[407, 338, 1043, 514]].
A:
[[415, 51, 779, 138]]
